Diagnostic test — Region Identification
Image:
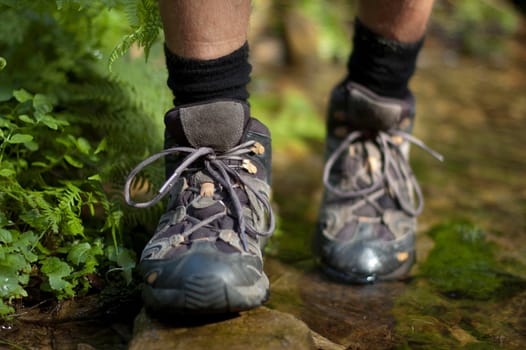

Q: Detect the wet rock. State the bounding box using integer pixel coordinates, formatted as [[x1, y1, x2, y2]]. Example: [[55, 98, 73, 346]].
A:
[[129, 306, 342, 350], [311, 332, 345, 350], [298, 276, 405, 350], [265, 258, 404, 350]]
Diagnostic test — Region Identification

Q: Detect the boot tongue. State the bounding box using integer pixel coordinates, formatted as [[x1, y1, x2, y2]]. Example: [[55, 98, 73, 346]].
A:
[[346, 82, 413, 131], [179, 101, 246, 152]]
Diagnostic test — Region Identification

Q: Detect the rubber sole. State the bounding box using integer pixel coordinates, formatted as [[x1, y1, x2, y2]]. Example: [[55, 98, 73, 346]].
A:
[[142, 272, 270, 316]]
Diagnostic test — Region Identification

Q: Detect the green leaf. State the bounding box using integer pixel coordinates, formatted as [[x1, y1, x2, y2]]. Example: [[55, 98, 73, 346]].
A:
[[45, 155, 61, 164], [88, 174, 102, 181], [2, 254, 28, 273], [94, 138, 107, 154], [31, 161, 48, 168], [64, 155, 84, 168], [16, 231, 38, 248], [117, 248, 136, 284], [0, 211, 8, 227], [7, 133, 33, 144], [41, 257, 73, 292], [105, 245, 136, 284], [76, 137, 91, 155], [0, 229, 13, 243], [0, 168, 16, 177], [0, 86, 13, 102], [24, 140, 39, 151], [18, 158, 28, 168], [67, 242, 91, 265], [19, 209, 45, 230], [0, 57, 6, 70], [13, 232, 38, 263], [13, 89, 32, 103], [40, 115, 59, 130], [18, 114, 34, 124], [36, 242, 52, 255], [0, 266, 26, 298], [0, 301, 14, 317], [18, 273, 29, 285], [64, 216, 84, 236], [116, 248, 136, 269], [33, 94, 53, 116], [0, 117, 12, 128]]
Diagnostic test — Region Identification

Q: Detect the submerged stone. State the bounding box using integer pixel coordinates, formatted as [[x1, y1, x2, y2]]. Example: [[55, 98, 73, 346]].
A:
[[129, 306, 342, 350]]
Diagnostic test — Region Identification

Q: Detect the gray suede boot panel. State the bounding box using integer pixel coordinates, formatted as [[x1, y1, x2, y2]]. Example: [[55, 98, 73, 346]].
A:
[[180, 101, 245, 152], [346, 82, 410, 131]]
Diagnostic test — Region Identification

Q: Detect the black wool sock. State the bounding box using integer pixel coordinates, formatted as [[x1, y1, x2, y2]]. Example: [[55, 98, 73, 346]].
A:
[[346, 18, 424, 100], [164, 42, 252, 106]]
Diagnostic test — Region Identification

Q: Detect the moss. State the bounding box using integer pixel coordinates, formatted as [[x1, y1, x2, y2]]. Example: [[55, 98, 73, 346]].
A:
[[418, 221, 526, 300], [393, 222, 526, 349], [393, 286, 459, 349], [393, 280, 521, 350]]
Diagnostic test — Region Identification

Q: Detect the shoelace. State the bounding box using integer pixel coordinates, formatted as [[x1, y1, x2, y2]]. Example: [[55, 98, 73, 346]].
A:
[[124, 140, 275, 251], [323, 130, 443, 217]]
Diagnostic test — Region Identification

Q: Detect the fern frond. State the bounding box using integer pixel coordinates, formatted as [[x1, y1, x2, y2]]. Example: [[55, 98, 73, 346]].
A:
[[123, 0, 139, 26], [108, 32, 141, 71], [108, 0, 162, 70]]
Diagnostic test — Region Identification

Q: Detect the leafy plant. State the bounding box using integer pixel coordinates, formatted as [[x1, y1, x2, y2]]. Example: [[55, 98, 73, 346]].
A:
[[292, 0, 354, 63], [0, 88, 128, 314], [0, 0, 166, 318]]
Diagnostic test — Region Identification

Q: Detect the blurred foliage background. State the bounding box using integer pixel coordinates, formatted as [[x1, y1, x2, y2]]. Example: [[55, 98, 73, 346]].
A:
[[0, 0, 524, 318]]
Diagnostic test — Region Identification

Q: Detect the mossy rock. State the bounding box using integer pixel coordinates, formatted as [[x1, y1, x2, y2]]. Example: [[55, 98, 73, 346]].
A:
[[129, 307, 343, 350], [418, 221, 526, 300]]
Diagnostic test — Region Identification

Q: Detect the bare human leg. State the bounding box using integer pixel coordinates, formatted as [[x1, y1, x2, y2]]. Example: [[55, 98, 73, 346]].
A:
[[160, 0, 250, 60], [358, 0, 434, 43]]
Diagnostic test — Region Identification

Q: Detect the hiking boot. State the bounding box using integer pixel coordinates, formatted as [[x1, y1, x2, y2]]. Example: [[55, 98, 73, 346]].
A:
[[125, 100, 274, 314], [315, 82, 442, 283]]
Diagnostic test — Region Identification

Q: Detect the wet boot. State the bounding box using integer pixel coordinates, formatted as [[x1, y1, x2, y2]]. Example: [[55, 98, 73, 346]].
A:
[[315, 82, 442, 283], [125, 100, 274, 315]]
